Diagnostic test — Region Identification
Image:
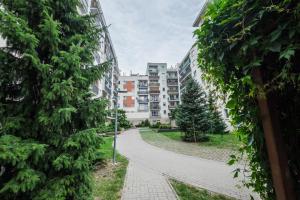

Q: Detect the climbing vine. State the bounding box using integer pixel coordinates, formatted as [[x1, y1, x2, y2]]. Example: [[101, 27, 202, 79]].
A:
[[195, 0, 300, 199]]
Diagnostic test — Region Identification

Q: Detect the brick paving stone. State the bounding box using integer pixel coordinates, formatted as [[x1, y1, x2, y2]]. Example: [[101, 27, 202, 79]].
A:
[[121, 162, 177, 200]]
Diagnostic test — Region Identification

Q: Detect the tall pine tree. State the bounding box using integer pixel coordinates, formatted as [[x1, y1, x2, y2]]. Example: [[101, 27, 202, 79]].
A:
[[0, 1, 109, 199], [176, 79, 210, 142], [207, 93, 227, 134]]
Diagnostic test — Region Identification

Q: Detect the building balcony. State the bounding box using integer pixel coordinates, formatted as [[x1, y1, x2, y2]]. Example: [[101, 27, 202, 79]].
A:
[[150, 105, 160, 110], [137, 90, 148, 95], [149, 82, 160, 87], [167, 90, 179, 94], [138, 109, 149, 112], [168, 105, 177, 109], [151, 114, 161, 118], [149, 76, 159, 80], [150, 98, 160, 102], [167, 75, 178, 80], [167, 82, 178, 86], [169, 98, 179, 101], [149, 90, 160, 94], [138, 84, 148, 89], [137, 98, 149, 104]]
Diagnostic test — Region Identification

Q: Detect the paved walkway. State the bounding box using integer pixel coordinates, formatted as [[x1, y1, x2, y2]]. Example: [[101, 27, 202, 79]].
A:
[[117, 129, 260, 200]]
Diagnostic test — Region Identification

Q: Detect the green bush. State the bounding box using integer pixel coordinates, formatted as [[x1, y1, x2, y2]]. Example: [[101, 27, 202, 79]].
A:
[[136, 119, 150, 127], [150, 121, 161, 129]]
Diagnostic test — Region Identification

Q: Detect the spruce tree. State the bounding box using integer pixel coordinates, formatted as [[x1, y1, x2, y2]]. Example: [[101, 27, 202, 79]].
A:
[[176, 79, 210, 142], [0, 1, 108, 199], [207, 93, 227, 134]]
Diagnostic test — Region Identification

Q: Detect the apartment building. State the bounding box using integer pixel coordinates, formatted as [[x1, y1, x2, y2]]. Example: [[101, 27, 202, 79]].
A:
[[177, 1, 232, 130], [178, 44, 203, 94], [118, 63, 179, 125], [79, 0, 120, 108], [166, 68, 180, 117], [118, 75, 149, 125]]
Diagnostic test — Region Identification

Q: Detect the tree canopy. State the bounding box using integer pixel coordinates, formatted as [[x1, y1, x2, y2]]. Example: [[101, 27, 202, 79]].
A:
[[195, 0, 300, 199], [0, 0, 109, 199]]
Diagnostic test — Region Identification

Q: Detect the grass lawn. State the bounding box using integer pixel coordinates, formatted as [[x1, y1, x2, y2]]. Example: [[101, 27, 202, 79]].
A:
[[93, 137, 128, 200], [161, 131, 241, 150], [170, 179, 235, 200], [139, 128, 238, 162]]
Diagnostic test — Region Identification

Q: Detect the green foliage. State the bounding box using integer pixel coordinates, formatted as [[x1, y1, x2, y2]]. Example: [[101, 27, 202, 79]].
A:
[[207, 93, 227, 134], [117, 109, 132, 129], [176, 79, 211, 142], [170, 179, 234, 200], [150, 121, 161, 129], [96, 124, 115, 134], [195, 0, 300, 199], [93, 137, 128, 200], [0, 1, 109, 199], [136, 119, 150, 127]]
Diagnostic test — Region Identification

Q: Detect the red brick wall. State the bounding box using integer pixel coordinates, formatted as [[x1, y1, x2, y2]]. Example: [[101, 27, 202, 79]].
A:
[[123, 96, 135, 107], [123, 81, 135, 92]]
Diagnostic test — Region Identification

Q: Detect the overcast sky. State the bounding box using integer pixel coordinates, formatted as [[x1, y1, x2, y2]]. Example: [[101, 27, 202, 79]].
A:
[[100, 0, 205, 75]]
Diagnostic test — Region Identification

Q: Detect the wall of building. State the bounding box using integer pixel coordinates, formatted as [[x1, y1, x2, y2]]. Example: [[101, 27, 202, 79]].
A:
[[118, 75, 149, 125], [178, 44, 232, 130], [118, 64, 180, 125], [79, 0, 119, 108]]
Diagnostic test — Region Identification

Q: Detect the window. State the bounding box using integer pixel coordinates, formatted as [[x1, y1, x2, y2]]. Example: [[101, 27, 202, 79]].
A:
[[163, 95, 166, 99], [163, 102, 166, 106], [163, 88, 165, 91], [164, 110, 166, 114]]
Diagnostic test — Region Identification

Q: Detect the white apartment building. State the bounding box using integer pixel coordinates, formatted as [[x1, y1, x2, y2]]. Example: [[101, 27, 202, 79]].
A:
[[118, 75, 149, 125], [176, 1, 232, 130], [178, 44, 231, 129], [118, 63, 180, 125], [79, 0, 120, 108]]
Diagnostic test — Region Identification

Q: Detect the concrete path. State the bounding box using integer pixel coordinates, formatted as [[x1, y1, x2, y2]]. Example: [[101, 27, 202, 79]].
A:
[[117, 129, 259, 200]]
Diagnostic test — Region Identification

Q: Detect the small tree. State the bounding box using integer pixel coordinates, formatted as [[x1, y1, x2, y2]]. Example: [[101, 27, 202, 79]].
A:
[[0, 1, 108, 199], [176, 79, 210, 142], [117, 109, 132, 129], [207, 93, 227, 134]]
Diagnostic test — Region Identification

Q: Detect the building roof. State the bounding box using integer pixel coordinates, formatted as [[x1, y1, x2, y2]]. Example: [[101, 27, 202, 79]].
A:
[[192, 0, 210, 27]]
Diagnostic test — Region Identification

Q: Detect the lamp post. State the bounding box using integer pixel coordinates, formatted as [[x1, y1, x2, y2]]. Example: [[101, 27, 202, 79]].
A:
[[113, 89, 127, 165]]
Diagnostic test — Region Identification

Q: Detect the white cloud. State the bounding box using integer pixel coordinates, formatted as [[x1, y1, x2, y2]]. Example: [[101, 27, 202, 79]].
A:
[[100, 0, 205, 75]]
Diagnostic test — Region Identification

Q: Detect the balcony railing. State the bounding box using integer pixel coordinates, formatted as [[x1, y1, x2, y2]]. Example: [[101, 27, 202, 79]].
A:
[[167, 82, 178, 86], [150, 103, 160, 110], [137, 90, 148, 95], [169, 98, 179, 101], [149, 90, 160, 94], [137, 98, 149, 104], [138, 108, 149, 112], [167, 75, 178, 79], [149, 82, 160, 87], [150, 98, 160, 102], [168, 105, 177, 109], [149, 76, 159, 80], [138, 84, 148, 88], [168, 90, 179, 94], [151, 114, 161, 118]]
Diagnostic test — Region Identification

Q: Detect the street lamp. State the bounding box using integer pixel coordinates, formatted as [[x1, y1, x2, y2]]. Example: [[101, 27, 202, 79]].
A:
[[113, 89, 127, 165]]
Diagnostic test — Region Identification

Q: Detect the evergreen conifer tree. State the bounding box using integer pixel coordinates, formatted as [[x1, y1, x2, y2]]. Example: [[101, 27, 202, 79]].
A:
[[175, 79, 210, 142], [0, 1, 108, 199], [207, 93, 227, 134]]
